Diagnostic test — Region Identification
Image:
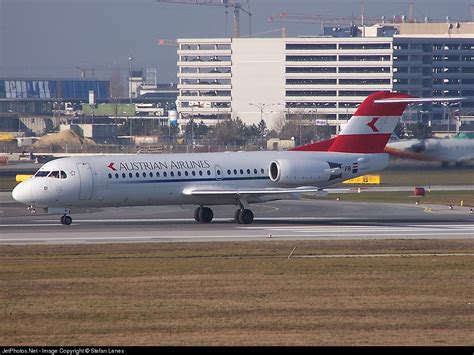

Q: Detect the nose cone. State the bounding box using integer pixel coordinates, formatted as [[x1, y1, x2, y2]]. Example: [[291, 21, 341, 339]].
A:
[[12, 182, 33, 204]]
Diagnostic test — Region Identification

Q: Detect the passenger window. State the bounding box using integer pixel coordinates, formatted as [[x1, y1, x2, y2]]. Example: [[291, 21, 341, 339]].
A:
[[108, 173, 112, 179], [199, 171, 203, 176], [170, 171, 175, 177], [207, 170, 211, 176], [227, 169, 231, 175], [122, 173, 126, 178], [178, 171, 182, 177], [164, 172, 168, 177], [185, 171, 189, 177], [254, 169, 257, 174], [129, 173, 133, 178], [136, 172, 140, 178], [192, 171, 196, 176], [246, 169, 250, 174], [156, 172, 160, 177]]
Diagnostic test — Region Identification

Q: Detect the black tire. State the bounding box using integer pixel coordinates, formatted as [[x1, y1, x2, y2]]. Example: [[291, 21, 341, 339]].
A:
[[199, 207, 213, 223], [63, 215, 72, 225], [234, 209, 241, 224], [60, 215, 65, 225], [194, 207, 201, 222], [238, 209, 254, 224]]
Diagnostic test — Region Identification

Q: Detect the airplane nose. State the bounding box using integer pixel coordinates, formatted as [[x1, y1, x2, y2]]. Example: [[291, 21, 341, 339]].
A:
[[12, 182, 33, 204]]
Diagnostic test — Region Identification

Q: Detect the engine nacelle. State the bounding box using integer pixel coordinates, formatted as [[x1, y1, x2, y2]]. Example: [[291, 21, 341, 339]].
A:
[[269, 159, 332, 185]]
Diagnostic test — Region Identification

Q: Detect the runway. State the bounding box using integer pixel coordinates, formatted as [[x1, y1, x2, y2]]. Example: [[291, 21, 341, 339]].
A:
[[1, 191, 473, 244]]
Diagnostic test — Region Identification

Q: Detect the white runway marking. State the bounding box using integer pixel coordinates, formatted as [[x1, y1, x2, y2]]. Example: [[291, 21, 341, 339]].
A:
[[1, 223, 473, 244], [37, 216, 359, 223]]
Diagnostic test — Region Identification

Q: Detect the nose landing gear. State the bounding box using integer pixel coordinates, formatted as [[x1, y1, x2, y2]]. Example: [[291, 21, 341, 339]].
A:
[[60, 214, 72, 225]]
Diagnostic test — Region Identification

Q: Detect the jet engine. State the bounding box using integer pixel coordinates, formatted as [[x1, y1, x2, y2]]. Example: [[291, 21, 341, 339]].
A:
[[268, 159, 333, 185], [410, 140, 427, 153]]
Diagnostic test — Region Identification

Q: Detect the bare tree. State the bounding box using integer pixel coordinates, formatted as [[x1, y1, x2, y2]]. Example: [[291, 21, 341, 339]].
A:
[[269, 112, 287, 135]]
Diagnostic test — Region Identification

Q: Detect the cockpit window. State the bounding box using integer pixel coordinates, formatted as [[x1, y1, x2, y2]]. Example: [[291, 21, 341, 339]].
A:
[[34, 170, 67, 178], [35, 171, 50, 177]]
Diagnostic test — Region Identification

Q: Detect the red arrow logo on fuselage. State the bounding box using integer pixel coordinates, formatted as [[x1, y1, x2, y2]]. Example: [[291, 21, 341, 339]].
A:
[[366, 117, 380, 132], [107, 162, 117, 171]]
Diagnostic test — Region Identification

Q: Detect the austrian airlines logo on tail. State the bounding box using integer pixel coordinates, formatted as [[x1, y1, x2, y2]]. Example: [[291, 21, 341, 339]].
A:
[[324, 92, 415, 154], [366, 117, 380, 132], [107, 163, 117, 171]]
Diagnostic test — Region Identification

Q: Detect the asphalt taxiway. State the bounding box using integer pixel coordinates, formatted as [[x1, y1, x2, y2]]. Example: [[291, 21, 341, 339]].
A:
[[1, 191, 473, 244]]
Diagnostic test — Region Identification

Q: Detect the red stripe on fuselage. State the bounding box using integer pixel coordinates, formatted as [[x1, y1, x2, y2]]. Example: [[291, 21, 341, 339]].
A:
[[328, 134, 392, 153], [383, 146, 438, 161]]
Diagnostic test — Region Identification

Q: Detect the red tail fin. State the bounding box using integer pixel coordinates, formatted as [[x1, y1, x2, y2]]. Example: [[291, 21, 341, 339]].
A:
[[291, 91, 415, 153]]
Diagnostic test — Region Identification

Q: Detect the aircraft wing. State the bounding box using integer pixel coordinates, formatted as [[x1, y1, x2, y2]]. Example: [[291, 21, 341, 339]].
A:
[[183, 186, 328, 198]]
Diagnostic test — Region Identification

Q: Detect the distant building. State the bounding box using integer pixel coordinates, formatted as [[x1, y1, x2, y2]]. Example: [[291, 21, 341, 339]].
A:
[[0, 78, 110, 115], [0, 78, 110, 100], [177, 22, 474, 133]]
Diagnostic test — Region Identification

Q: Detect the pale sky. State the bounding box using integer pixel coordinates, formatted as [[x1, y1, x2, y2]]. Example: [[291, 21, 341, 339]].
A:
[[0, 0, 472, 83]]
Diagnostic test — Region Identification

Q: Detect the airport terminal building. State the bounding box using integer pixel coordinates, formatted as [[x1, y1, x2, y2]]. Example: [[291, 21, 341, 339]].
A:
[[176, 22, 474, 132]]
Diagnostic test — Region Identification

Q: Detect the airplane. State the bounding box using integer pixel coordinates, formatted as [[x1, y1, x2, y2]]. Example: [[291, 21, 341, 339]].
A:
[[385, 135, 474, 167], [12, 91, 449, 225]]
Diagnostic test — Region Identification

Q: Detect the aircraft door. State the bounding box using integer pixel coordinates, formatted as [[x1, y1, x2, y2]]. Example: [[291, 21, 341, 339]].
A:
[[76, 162, 94, 200], [214, 164, 223, 181]]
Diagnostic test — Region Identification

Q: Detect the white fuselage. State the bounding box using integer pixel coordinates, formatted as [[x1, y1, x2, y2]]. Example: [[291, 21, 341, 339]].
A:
[[13, 150, 389, 210], [387, 138, 474, 163]]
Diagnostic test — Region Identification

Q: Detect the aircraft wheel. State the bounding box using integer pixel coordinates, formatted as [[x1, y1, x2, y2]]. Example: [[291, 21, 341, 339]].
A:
[[198, 207, 213, 223], [234, 209, 242, 224], [194, 207, 201, 222], [238, 209, 254, 225], [60, 215, 72, 225]]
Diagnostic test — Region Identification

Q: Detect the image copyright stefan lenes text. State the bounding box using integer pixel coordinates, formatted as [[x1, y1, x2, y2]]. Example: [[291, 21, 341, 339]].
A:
[[2, 349, 125, 355]]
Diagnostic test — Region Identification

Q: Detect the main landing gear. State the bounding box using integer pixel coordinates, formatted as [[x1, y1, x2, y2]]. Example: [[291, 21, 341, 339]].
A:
[[60, 214, 72, 225], [193, 205, 255, 224], [233, 209, 254, 224], [194, 206, 214, 223]]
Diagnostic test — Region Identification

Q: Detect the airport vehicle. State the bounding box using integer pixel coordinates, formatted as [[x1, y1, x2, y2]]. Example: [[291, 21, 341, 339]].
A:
[[12, 91, 447, 225], [385, 135, 474, 166], [135, 103, 165, 116]]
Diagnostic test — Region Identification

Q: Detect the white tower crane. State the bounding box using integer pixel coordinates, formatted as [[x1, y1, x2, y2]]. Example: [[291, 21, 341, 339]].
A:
[[156, 0, 251, 38]]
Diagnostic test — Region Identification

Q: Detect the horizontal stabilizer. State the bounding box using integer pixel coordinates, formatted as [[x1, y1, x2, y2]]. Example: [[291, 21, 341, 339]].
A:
[[374, 97, 466, 104]]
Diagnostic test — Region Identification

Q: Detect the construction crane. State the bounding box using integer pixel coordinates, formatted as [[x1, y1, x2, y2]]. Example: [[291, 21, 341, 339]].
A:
[[269, 4, 468, 28], [268, 11, 386, 27], [156, 0, 251, 38]]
